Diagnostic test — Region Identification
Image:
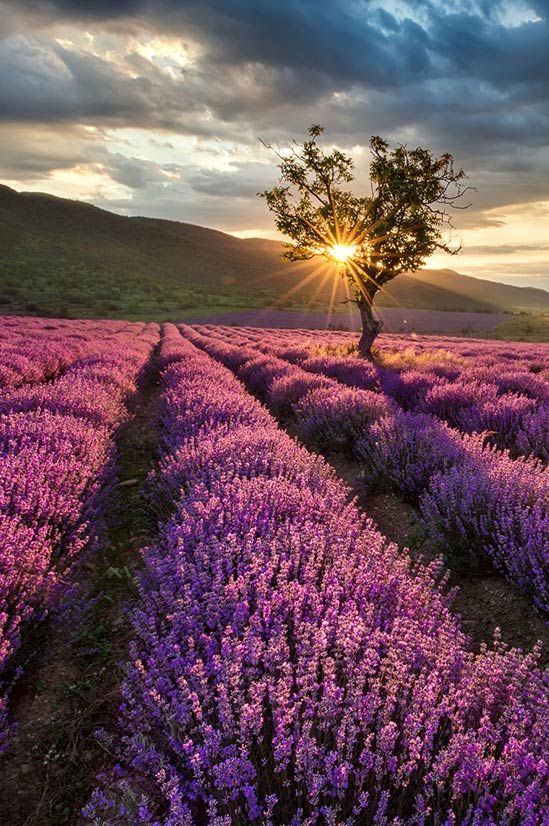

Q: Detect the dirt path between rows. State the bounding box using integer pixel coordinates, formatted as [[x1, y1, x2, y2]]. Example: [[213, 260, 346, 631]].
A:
[[0, 349, 161, 825]]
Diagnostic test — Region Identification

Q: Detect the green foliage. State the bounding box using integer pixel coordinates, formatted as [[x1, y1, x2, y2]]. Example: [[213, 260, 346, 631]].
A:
[[489, 313, 549, 342], [0, 185, 298, 318]]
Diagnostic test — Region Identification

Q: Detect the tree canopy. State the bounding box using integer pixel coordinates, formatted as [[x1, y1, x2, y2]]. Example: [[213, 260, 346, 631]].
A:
[[260, 125, 473, 354]]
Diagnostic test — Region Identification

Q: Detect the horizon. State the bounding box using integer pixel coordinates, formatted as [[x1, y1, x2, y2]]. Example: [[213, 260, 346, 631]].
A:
[[1, 0, 548, 292]]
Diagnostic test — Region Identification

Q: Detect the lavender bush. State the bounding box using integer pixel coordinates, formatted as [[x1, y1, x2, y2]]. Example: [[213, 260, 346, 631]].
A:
[[85, 325, 549, 825], [355, 410, 467, 501], [220, 325, 547, 461], [420, 436, 549, 609]]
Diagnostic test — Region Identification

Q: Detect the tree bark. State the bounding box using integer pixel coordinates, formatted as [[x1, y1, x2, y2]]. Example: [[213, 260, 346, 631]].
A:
[[356, 297, 383, 358]]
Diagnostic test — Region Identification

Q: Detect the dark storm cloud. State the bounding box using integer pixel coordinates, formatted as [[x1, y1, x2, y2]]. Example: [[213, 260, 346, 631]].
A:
[[1, 0, 546, 148], [0, 1, 436, 131], [427, 10, 549, 92], [2, 0, 148, 19], [5, 0, 433, 90]]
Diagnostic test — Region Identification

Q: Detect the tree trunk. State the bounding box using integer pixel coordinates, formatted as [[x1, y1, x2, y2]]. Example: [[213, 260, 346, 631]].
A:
[[356, 298, 383, 358]]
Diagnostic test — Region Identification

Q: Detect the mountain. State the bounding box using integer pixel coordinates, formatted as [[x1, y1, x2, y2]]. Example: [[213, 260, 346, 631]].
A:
[[1, 184, 548, 319], [401, 269, 549, 314]]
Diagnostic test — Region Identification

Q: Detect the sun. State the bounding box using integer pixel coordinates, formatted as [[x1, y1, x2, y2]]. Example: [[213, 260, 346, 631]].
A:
[[330, 243, 356, 263]]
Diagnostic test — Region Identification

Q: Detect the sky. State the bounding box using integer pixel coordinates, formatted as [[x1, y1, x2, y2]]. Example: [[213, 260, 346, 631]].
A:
[[1, 0, 548, 290]]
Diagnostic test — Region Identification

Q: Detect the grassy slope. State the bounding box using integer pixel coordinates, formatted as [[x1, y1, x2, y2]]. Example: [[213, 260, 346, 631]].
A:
[[0, 185, 288, 317], [1, 184, 548, 322], [487, 313, 549, 342]]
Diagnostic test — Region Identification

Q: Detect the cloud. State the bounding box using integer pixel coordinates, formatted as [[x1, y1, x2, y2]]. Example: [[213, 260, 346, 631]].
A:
[[90, 153, 277, 231], [0, 122, 108, 179], [2, 1, 547, 160], [0, 0, 548, 287], [105, 152, 183, 189], [465, 242, 549, 255], [4, 1, 433, 90], [0, 32, 202, 129], [187, 163, 274, 198]]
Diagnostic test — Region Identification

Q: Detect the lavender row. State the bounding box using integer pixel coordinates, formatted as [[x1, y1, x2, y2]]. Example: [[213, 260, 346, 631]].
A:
[[196, 325, 549, 612], [184, 325, 549, 616], [0, 321, 159, 751], [283, 327, 548, 459], [0, 316, 141, 392], [86, 324, 548, 824], [203, 325, 548, 462], [236, 326, 548, 376]]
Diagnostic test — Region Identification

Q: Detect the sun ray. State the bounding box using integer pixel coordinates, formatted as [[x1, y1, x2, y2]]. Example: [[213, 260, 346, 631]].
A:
[[346, 257, 407, 311], [298, 265, 333, 325], [326, 272, 340, 329], [345, 202, 377, 244], [251, 257, 320, 286], [347, 258, 382, 297], [307, 264, 333, 306], [267, 260, 328, 307], [342, 278, 356, 330], [330, 190, 342, 246], [252, 197, 424, 326], [346, 259, 370, 303]]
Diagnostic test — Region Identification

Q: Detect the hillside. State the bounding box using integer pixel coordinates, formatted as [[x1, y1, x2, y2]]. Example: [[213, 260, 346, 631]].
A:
[[1, 184, 548, 319]]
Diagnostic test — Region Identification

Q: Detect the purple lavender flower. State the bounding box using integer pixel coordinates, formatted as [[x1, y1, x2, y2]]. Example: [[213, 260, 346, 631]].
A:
[[86, 325, 549, 825]]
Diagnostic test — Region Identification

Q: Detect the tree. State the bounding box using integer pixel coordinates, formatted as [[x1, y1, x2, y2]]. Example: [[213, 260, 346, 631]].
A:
[[260, 125, 473, 357]]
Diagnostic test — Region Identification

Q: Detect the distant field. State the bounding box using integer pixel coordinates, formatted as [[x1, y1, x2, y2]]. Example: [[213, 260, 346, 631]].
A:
[[185, 305, 509, 334]]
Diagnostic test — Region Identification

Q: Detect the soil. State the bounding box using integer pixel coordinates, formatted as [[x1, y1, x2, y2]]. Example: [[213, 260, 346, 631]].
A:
[[0, 348, 161, 825]]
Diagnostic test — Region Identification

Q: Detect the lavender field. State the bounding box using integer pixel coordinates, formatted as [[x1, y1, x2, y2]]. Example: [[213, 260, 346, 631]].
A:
[[0, 316, 548, 825], [186, 307, 509, 335]]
